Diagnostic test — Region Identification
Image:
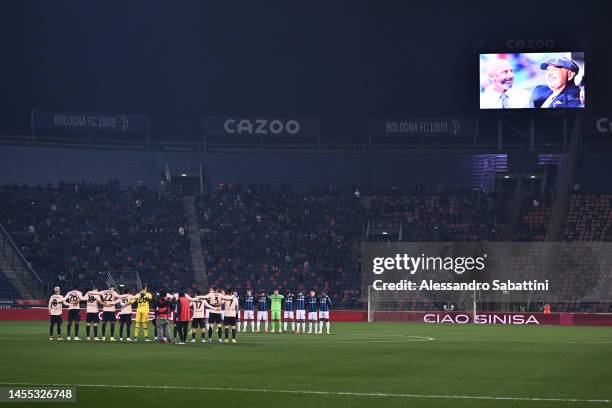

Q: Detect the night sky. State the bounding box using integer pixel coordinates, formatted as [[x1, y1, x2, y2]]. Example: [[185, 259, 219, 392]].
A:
[[0, 1, 605, 141]]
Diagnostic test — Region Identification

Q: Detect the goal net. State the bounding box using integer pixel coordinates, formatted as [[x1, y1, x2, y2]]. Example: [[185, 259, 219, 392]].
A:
[[367, 285, 482, 322]]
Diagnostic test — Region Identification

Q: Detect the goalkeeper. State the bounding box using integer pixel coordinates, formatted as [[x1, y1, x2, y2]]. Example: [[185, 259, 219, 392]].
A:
[[134, 285, 153, 341], [268, 289, 284, 333]]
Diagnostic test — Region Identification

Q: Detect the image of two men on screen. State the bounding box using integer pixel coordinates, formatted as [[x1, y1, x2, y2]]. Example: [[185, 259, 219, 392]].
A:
[[480, 52, 585, 109]]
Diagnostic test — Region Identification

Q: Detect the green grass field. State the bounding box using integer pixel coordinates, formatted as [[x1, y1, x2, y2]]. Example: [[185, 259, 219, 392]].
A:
[[0, 321, 610, 407]]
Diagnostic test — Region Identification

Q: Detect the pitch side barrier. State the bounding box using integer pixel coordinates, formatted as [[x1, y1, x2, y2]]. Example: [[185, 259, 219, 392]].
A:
[[370, 311, 612, 326], [2, 307, 612, 326]]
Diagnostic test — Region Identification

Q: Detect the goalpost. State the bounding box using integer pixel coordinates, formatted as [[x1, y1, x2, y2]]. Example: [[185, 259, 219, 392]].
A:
[[367, 285, 484, 323], [363, 242, 609, 322]]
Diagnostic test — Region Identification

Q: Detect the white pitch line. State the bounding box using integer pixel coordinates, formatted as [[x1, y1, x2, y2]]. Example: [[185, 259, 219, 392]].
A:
[[508, 339, 612, 345], [338, 333, 434, 339], [0, 338, 426, 345], [247, 340, 431, 344], [0, 382, 608, 404], [431, 338, 612, 345], [0, 336, 435, 344], [249, 335, 435, 344], [2, 336, 612, 345]]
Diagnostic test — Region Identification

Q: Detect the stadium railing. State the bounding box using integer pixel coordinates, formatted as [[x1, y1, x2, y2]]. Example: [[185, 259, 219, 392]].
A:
[[0, 222, 45, 299]]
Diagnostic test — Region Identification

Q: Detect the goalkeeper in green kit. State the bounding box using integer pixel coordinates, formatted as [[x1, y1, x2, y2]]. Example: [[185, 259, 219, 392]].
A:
[[268, 289, 284, 333]]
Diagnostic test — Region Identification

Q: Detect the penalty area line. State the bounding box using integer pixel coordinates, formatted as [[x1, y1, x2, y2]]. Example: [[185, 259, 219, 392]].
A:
[[0, 382, 608, 404]]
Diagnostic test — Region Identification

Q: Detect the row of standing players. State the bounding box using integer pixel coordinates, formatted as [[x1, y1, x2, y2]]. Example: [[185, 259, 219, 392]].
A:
[[47, 285, 333, 344]]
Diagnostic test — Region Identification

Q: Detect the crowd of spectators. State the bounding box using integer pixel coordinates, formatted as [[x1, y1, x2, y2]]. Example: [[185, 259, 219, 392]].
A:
[[516, 193, 553, 242], [196, 182, 365, 308], [564, 194, 612, 241], [366, 188, 501, 242], [1, 181, 610, 312], [0, 182, 191, 293]]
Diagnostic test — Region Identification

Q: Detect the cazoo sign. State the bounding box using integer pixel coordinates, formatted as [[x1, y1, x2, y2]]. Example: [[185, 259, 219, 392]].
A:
[[595, 117, 612, 134], [203, 117, 320, 138]]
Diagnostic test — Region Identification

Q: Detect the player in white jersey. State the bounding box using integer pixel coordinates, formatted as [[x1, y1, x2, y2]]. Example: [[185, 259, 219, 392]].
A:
[[185, 289, 214, 332], [48, 286, 66, 340], [63, 285, 85, 340], [92, 286, 128, 341], [186, 290, 215, 343], [202, 286, 224, 343], [84, 286, 102, 340], [220, 289, 226, 321], [116, 288, 135, 341], [222, 289, 239, 343]]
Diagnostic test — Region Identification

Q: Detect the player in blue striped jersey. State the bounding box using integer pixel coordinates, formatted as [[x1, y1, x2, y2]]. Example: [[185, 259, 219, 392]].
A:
[[242, 290, 255, 332], [318, 291, 332, 334], [256, 291, 269, 333], [307, 290, 319, 334], [296, 291, 306, 333], [283, 290, 296, 333]]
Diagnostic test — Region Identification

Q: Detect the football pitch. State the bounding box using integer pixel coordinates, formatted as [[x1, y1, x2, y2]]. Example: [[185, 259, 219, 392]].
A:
[[0, 321, 610, 408]]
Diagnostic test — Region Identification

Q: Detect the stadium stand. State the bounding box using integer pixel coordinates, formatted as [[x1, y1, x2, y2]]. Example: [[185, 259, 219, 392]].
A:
[[1, 181, 611, 312], [365, 189, 501, 242], [0, 182, 191, 293], [516, 193, 553, 242], [564, 194, 612, 241], [0, 271, 19, 299], [196, 183, 365, 308]]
